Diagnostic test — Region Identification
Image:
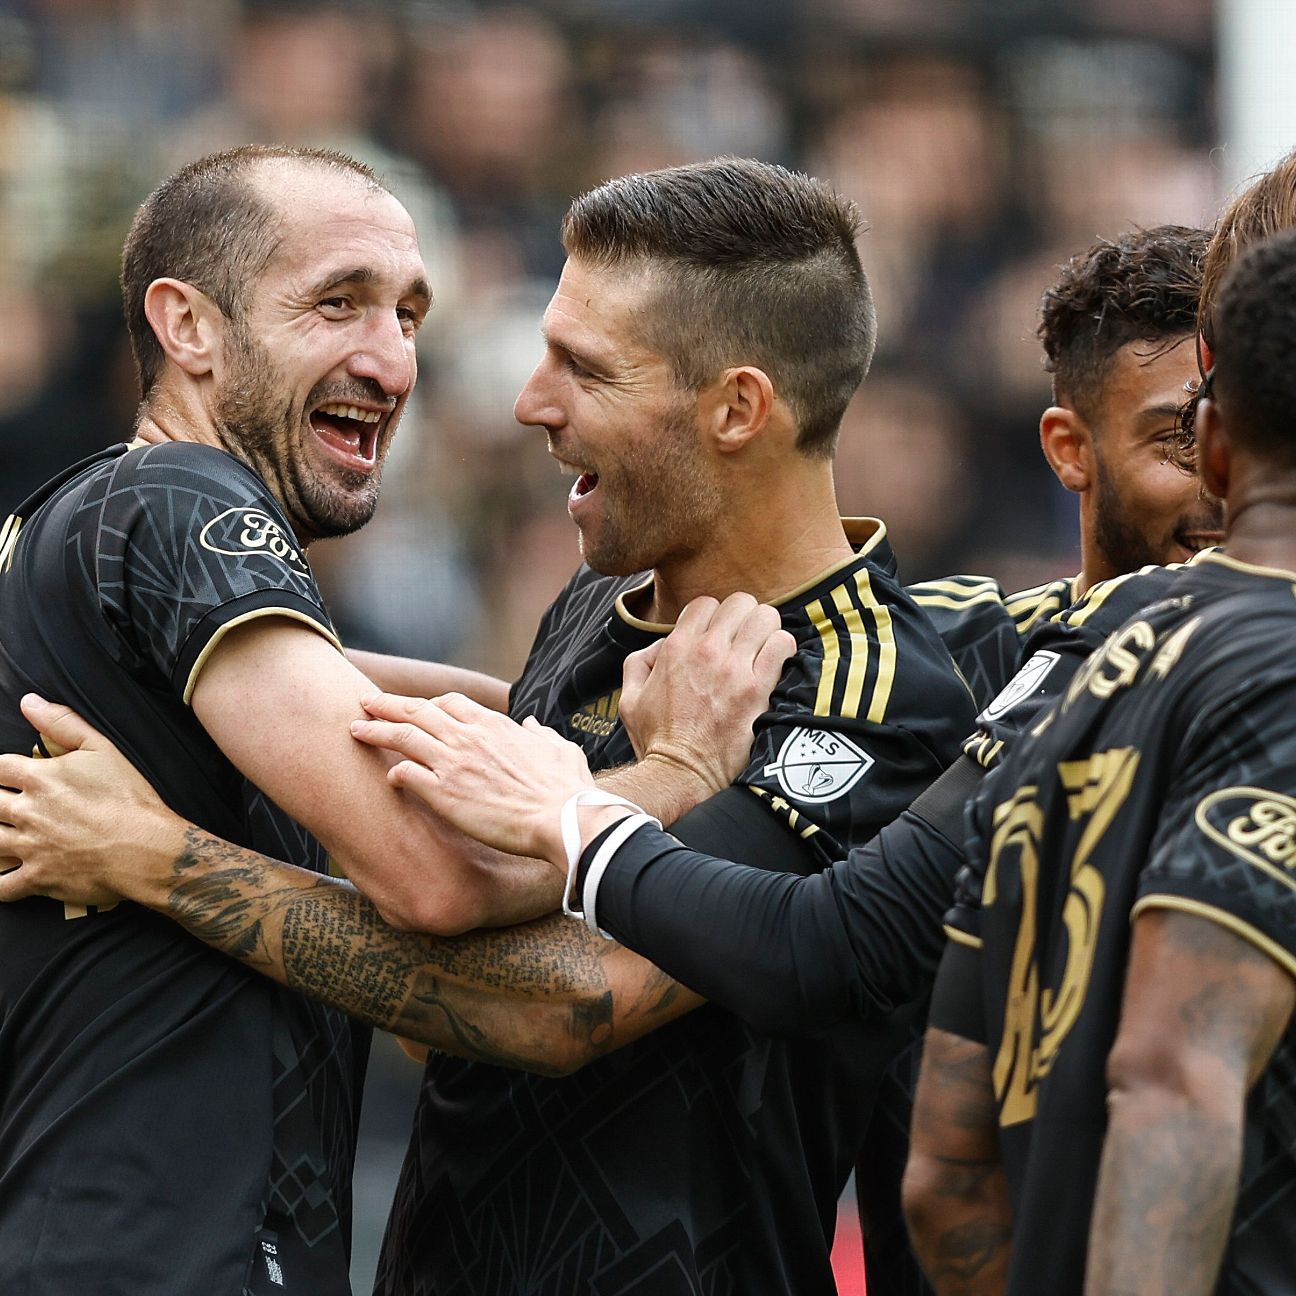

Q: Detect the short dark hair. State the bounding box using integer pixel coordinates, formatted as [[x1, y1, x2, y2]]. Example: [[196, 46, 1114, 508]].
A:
[[121, 144, 381, 397], [561, 157, 876, 458], [1209, 227, 1296, 469], [1037, 224, 1209, 422]]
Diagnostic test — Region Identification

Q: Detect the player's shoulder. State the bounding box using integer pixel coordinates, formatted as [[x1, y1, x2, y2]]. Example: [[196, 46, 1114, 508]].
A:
[[109, 440, 270, 500], [1003, 574, 1078, 635], [774, 521, 974, 729]]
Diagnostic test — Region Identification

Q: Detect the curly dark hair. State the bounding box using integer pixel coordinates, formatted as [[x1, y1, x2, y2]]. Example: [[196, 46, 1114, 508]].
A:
[[1037, 224, 1209, 424]]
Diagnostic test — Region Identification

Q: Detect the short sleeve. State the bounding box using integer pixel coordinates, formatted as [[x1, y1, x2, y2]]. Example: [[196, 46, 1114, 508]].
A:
[[88, 444, 339, 702], [738, 607, 974, 864], [1134, 677, 1296, 980]]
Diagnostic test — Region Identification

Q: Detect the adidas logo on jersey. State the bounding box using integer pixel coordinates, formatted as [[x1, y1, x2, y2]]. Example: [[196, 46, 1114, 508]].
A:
[[570, 689, 622, 738]]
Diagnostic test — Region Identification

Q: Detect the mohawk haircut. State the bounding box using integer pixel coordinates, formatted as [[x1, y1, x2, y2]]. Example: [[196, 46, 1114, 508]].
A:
[[561, 157, 876, 458], [1038, 224, 1209, 424]]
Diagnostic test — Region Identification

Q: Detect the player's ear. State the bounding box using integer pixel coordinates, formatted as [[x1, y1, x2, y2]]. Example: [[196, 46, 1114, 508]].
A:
[[1194, 397, 1229, 501], [1039, 405, 1092, 492], [703, 366, 777, 454], [144, 278, 224, 380]]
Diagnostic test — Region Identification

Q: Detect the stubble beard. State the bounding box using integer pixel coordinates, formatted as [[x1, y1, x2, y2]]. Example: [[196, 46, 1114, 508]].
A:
[[1092, 454, 1222, 575], [215, 323, 384, 543], [578, 404, 722, 578]]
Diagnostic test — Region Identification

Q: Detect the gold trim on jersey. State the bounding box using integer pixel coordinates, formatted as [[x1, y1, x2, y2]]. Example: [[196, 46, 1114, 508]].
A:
[[747, 785, 822, 840], [909, 575, 1005, 613], [183, 607, 344, 704], [1005, 576, 1078, 635], [808, 567, 896, 721], [769, 518, 887, 605], [1130, 895, 1296, 982], [613, 577, 671, 632], [611, 518, 889, 630], [0, 514, 23, 574], [1199, 549, 1296, 585], [944, 925, 983, 950]]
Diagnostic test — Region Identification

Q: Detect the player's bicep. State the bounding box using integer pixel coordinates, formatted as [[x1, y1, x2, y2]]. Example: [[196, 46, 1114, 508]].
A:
[[1110, 907, 1295, 1095], [190, 616, 478, 934]]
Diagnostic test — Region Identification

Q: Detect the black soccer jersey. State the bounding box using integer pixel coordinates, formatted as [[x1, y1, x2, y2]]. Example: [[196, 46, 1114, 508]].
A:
[[0, 443, 368, 1296], [375, 519, 975, 1296], [943, 552, 1296, 1295], [909, 573, 1078, 711]]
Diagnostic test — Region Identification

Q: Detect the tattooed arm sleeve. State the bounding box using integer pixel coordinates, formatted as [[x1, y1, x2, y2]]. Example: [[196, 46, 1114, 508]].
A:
[[1084, 909, 1295, 1296], [156, 826, 700, 1076]]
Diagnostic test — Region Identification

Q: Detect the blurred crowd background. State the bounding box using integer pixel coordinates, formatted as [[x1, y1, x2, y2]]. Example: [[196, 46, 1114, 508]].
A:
[[0, 0, 1224, 1287]]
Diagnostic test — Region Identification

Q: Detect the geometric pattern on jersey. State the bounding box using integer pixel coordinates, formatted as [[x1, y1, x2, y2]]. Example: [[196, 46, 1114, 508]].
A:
[[376, 518, 976, 1296], [954, 553, 1296, 1295], [0, 444, 362, 1296], [908, 573, 1077, 712]]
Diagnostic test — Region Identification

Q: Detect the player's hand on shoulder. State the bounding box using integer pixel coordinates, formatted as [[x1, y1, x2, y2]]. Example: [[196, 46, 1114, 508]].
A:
[[620, 592, 795, 795], [0, 695, 178, 906], [351, 690, 596, 867]]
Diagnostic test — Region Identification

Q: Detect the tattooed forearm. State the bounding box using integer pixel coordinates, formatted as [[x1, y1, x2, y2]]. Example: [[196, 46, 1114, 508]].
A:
[[906, 1029, 1012, 1295], [1085, 1105, 1237, 1296], [165, 827, 638, 1074]]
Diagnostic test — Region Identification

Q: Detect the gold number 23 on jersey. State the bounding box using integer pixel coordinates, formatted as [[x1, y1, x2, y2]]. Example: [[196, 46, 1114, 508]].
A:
[[984, 747, 1141, 1126]]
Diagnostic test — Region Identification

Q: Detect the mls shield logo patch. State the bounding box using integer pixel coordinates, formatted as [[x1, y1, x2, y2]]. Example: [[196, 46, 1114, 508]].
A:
[[764, 727, 874, 804], [980, 649, 1060, 723]]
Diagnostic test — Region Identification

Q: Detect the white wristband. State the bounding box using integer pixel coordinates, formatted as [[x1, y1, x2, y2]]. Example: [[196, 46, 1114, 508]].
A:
[[582, 812, 658, 938], [558, 789, 659, 935]]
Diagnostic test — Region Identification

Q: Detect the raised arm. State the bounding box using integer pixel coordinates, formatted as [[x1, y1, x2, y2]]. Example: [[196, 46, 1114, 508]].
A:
[[1084, 908, 1295, 1296], [189, 618, 547, 934], [351, 678, 982, 1033]]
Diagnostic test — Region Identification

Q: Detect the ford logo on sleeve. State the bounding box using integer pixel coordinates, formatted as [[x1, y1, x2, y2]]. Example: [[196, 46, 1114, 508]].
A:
[[199, 507, 309, 573]]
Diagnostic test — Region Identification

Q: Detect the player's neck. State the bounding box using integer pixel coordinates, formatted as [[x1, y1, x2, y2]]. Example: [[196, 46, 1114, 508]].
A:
[[1219, 497, 1296, 577], [646, 476, 854, 623]]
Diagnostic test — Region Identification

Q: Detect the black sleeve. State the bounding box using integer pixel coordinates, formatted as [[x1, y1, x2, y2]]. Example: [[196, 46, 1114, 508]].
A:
[[583, 755, 985, 1036], [927, 939, 987, 1044]]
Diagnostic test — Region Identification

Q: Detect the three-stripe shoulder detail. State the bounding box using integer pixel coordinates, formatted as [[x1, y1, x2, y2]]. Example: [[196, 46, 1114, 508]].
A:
[[806, 567, 897, 722]]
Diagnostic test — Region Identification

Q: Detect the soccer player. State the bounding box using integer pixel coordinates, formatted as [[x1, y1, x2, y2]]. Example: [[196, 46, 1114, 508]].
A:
[[0, 160, 976, 1294], [902, 226, 1296, 1296], [0, 146, 779, 1296], [910, 225, 1220, 708]]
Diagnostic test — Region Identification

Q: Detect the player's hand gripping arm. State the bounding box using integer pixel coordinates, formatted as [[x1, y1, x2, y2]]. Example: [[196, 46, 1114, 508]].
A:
[[1083, 908, 1295, 1296], [0, 597, 792, 1072], [345, 648, 510, 713], [0, 698, 699, 1074], [351, 593, 797, 860]]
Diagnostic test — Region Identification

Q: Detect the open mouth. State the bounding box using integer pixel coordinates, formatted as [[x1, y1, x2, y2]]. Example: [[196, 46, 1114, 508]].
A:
[[309, 401, 383, 468], [1176, 529, 1225, 555], [552, 452, 600, 502]]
